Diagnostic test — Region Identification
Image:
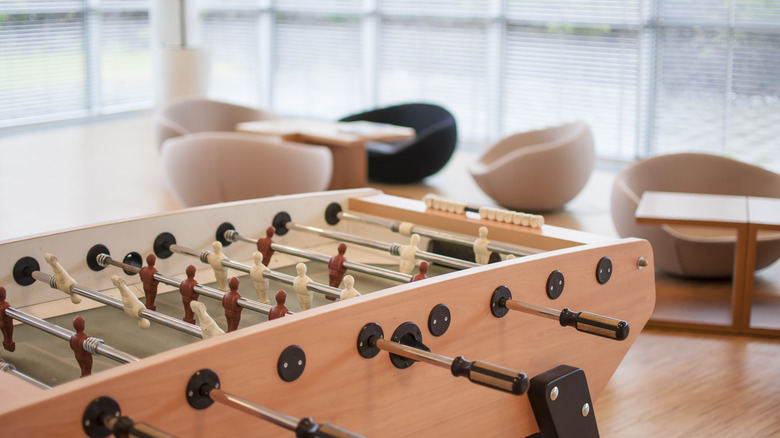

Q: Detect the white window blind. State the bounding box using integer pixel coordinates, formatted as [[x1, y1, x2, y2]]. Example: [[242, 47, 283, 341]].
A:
[[99, 4, 153, 111], [378, 16, 491, 142], [0, 0, 151, 128], [653, 0, 780, 168], [273, 13, 364, 118], [200, 4, 263, 108]]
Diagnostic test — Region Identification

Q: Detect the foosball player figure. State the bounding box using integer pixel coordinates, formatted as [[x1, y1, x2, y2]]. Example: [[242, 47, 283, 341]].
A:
[[328, 243, 349, 288], [410, 261, 429, 282], [179, 265, 200, 324], [139, 253, 159, 311], [256, 226, 276, 267], [208, 241, 229, 291], [269, 290, 289, 321], [339, 275, 361, 301], [222, 277, 243, 332], [399, 234, 420, 274], [69, 316, 93, 378], [250, 251, 271, 304], [0, 287, 16, 352], [294, 263, 313, 310]]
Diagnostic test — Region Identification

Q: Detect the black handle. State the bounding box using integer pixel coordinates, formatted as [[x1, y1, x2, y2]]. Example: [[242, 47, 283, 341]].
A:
[[296, 417, 366, 438], [559, 308, 629, 340], [450, 356, 529, 395]]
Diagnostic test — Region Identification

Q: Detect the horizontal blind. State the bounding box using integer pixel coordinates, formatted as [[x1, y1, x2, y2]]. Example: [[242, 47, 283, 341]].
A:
[[99, 8, 153, 111], [507, 0, 642, 24], [653, 0, 780, 170], [276, 0, 362, 14], [380, 0, 491, 17], [0, 0, 152, 128], [0, 10, 86, 126], [273, 13, 363, 119], [503, 1, 641, 160], [378, 16, 491, 142], [728, 31, 780, 167], [200, 7, 263, 108]]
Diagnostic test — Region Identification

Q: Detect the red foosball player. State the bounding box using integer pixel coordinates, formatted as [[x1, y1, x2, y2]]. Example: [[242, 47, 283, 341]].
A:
[[222, 277, 243, 332], [179, 265, 200, 324], [139, 253, 159, 311], [410, 261, 429, 282], [268, 290, 289, 321], [69, 316, 92, 378], [328, 243, 349, 288], [0, 287, 16, 352], [256, 227, 276, 267]]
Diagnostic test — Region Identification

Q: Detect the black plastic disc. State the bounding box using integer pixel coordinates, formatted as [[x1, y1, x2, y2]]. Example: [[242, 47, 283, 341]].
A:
[[428, 304, 451, 337], [86, 244, 109, 272], [546, 270, 565, 300], [272, 212, 291, 236], [490, 285, 512, 318], [325, 202, 343, 225], [153, 232, 176, 259], [390, 322, 427, 369], [215, 222, 235, 247], [82, 396, 120, 438], [277, 345, 306, 382], [596, 257, 613, 285], [186, 369, 220, 410], [13, 256, 40, 286], [122, 252, 142, 276], [357, 323, 384, 359]]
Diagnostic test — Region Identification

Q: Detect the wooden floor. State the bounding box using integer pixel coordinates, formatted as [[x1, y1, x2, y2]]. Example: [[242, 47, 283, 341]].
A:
[[2, 114, 780, 437]]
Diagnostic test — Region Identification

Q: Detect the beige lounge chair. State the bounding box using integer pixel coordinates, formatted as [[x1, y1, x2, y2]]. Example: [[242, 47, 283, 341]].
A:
[[154, 97, 278, 150], [611, 152, 780, 278], [469, 121, 595, 211], [161, 132, 333, 207]]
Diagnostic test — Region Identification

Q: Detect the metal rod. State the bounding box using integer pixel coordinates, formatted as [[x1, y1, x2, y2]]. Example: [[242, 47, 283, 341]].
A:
[[502, 299, 630, 341], [0, 360, 50, 389], [101, 414, 177, 438], [286, 222, 478, 270], [33, 271, 202, 338], [373, 338, 452, 368], [209, 388, 300, 431], [225, 231, 411, 283], [167, 243, 342, 301], [504, 300, 560, 320], [221, 258, 340, 301], [338, 211, 542, 256], [100, 254, 280, 316], [4, 307, 139, 364]]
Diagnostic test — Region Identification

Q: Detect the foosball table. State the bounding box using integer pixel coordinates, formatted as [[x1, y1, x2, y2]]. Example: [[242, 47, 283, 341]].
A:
[[0, 188, 655, 437]]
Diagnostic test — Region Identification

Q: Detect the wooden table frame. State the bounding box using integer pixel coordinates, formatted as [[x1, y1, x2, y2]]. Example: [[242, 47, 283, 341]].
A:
[[635, 191, 780, 336]]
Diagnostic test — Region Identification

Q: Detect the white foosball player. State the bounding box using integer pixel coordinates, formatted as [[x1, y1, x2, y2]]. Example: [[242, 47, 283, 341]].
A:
[[190, 301, 225, 340], [339, 275, 361, 301], [207, 241, 229, 291], [44, 253, 80, 304], [250, 252, 271, 304], [112, 276, 150, 329], [294, 263, 313, 310]]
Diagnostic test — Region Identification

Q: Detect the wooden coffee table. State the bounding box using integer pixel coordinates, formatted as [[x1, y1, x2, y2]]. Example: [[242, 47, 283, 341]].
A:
[[237, 119, 415, 190]]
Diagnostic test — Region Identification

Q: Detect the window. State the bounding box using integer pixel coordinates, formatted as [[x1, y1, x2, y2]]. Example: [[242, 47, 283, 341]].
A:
[[3, 1, 779, 171], [0, 0, 152, 128]]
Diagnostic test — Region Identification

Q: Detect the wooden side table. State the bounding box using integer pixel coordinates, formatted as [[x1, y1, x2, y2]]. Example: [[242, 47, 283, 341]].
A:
[[237, 119, 414, 190], [741, 196, 780, 336], [635, 191, 750, 333]]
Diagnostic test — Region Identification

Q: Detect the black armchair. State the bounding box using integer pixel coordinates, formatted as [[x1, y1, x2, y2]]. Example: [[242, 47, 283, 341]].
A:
[[339, 103, 458, 184]]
